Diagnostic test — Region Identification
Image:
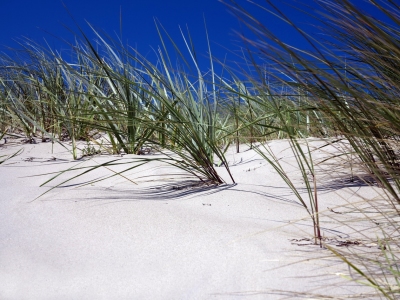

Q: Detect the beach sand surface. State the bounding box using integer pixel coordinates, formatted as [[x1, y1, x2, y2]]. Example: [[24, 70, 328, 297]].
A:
[[0, 138, 382, 299]]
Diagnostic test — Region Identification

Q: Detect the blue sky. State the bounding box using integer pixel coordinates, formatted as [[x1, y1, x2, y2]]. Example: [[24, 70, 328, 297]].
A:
[[1, 1, 237, 58], [0, 0, 385, 72], [0, 1, 310, 61]]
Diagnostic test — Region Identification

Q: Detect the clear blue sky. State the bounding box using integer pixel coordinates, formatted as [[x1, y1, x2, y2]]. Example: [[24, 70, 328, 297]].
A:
[[0, 1, 311, 61], [0, 0, 386, 71]]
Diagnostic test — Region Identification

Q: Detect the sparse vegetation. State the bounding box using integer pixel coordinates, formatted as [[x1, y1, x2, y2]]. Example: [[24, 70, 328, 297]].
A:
[[1, 0, 400, 298]]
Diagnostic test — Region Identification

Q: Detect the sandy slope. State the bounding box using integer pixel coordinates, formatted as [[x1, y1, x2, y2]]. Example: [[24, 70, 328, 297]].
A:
[[0, 138, 382, 299]]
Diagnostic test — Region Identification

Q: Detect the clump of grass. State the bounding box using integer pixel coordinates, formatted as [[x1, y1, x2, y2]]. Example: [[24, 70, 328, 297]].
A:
[[0, 19, 236, 185], [223, 0, 400, 296], [3, 0, 400, 297], [222, 75, 323, 244]]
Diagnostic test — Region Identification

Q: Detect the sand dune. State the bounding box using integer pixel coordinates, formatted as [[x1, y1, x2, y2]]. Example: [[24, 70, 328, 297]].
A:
[[0, 138, 382, 299]]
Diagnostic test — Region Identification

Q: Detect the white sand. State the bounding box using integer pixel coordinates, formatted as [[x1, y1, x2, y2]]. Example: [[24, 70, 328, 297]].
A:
[[0, 138, 383, 299]]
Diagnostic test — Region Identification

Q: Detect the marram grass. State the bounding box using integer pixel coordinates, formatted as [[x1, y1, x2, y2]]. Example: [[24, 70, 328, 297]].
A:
[[223, 0, 400, 297], [1, 0, 400, 298]]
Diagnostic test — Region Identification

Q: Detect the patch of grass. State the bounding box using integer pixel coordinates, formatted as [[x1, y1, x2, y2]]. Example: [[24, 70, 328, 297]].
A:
[[2, 0, 400, 297], [223, 0, 400, 297]]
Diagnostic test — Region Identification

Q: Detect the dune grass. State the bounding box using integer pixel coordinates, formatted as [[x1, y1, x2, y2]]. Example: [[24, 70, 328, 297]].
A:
[[222, 0, 400, 297], [1, 0, 400, 298]]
